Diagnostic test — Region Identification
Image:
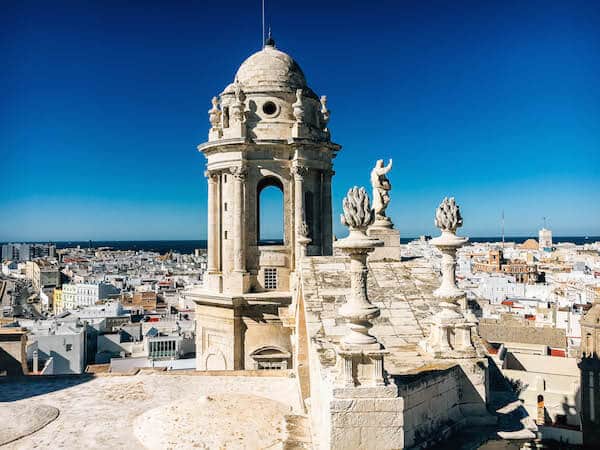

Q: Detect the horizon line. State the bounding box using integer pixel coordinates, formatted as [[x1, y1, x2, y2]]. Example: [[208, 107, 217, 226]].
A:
[[2, 235, 599, 244]]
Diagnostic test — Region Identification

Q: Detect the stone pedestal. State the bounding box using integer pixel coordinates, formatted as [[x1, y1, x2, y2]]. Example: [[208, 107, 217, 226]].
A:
[[335, 344, 390, 388], [206, 272, 223, 293], [330, 358, 403, 450], [420, 299, 477, 358], [367, 227, 401, 261], [224, 271, 251, 296], [292, 122, 310, 139]]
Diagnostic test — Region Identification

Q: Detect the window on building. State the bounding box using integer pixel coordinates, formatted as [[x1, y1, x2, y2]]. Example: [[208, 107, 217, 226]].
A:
[[224, 202, 228, 212], [262, 101, 277, 116], [304, 191, 314, 238], [222, 106, 229, 128], [224, 231, 228, 240], [264, 268, 277, 290], [65, 344, 72, 351], [257, 177, 284, 245]]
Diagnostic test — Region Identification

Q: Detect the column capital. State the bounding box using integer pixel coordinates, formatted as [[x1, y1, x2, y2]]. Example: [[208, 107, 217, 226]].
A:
[[229, 164, 247, 181], [204, 169, 219, 182], [323, 168, 335, 178], [292, 163, 309, 180]]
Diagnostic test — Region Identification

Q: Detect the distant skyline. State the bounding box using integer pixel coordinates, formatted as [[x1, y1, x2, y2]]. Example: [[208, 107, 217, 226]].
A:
[[2, 0, 599, 241]]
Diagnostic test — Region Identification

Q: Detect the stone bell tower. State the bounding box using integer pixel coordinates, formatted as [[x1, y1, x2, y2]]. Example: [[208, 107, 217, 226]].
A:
[[192, 38, 340, 371]]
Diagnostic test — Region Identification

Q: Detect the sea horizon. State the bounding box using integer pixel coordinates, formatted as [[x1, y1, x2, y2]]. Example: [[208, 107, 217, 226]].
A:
[[2, 236, 598, 255]]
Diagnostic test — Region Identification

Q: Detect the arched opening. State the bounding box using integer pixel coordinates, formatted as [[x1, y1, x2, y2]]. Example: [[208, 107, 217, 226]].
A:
[[257, 177, 284, 245], [250, 345, 291, 370]]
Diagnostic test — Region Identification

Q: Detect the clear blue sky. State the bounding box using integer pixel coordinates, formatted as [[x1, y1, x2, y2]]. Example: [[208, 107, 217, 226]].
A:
[[1, 0, 599, 241]]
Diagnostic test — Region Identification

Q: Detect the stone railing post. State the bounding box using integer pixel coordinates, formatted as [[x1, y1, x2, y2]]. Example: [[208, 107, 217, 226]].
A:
[[421, 197, 477, 358], [334, 187, 392, 387]]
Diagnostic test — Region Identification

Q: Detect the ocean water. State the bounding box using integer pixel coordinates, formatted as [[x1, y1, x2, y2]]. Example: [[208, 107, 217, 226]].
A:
[[4, 236, 593, 255]]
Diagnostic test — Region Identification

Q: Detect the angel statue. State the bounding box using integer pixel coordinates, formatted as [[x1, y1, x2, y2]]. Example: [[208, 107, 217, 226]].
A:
[[370, 159, 393, 225]]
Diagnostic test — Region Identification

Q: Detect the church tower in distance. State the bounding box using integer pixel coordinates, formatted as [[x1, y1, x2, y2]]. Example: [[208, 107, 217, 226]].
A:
[[192, 38, 340, 371]]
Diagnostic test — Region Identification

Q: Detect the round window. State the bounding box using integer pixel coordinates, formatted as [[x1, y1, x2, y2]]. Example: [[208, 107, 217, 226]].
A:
[[262, 101, 277, 116]]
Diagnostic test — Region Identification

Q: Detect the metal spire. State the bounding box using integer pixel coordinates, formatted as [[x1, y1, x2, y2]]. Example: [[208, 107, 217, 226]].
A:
[[502, 210, 505, 249]]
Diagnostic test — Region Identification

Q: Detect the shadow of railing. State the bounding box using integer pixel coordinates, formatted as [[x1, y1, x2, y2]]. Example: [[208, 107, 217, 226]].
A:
[[0, 373, 94, 402]]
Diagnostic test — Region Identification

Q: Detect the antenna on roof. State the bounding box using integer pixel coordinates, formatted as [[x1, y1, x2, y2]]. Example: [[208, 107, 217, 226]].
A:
[[501, 210, 505, 249], [261, 0, 265, 48], [543, 216, 547, 229]]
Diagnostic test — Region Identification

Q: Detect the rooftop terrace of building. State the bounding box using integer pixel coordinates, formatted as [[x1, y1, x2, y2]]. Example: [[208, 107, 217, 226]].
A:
[[0, 370, 305, 449]]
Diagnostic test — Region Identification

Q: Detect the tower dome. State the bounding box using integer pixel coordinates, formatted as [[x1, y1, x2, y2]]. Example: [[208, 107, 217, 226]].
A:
[[208, 40, 330, 143], [231, 43, 308, 93]]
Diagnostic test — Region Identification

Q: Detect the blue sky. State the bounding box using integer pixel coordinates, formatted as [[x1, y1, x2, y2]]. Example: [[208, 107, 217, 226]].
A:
[[1, 0, 599, 241]]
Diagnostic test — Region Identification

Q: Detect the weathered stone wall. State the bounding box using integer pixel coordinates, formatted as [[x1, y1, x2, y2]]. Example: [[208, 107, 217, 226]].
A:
[[329, 393, 404, 450], [308, 360, 488, 449], [398, 367, 464, 448]]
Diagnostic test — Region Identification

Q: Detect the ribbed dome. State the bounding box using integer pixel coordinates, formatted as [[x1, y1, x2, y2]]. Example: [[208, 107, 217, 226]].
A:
[[233, 44, 307, 91]]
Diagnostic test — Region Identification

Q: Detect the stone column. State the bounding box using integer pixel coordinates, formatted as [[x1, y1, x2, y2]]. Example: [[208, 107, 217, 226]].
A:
[[33, 349, 39, 373], [322, 169, 334, 255], [205, 170, 218, 273], [230, 165, 247, 272], [339, 248, 380, 346], [292, 163, 308, 269]]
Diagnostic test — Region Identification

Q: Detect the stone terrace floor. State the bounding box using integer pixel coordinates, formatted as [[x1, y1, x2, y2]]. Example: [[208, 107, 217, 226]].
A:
[[0, 371, 305, 449], [301, 256, 443, 374]]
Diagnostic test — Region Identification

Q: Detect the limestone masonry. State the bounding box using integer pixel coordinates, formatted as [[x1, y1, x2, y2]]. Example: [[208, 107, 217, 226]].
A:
[[188, 38, 492, 449]]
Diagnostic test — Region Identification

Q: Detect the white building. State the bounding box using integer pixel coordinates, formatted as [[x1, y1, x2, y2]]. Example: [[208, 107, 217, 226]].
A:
[[61, 282, 120, 310], [27, 320, 87, 374], [474, 273, 552, 304]]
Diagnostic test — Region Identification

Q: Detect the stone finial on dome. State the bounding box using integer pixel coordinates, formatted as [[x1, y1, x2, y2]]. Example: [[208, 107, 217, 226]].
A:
[[292, 89, 305, 123], [320, 96, 330, 127], [208, 96, 222, 141], [209, 97, 221, 129], [229, 81, 247, 137]]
